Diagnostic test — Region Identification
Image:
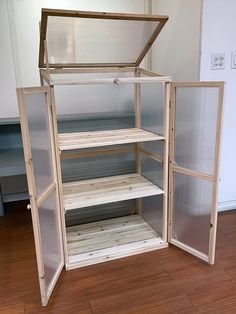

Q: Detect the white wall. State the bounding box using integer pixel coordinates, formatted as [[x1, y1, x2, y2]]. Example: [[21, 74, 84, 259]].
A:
[[151, 0, 202, 81], [200, 0, 236, 208], [0, 0, 146, 118], [0, 0, 18, 118]]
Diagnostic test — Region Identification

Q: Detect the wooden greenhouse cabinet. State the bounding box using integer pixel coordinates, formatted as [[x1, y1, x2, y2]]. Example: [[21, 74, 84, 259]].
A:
[[17, 9, 224, 306]]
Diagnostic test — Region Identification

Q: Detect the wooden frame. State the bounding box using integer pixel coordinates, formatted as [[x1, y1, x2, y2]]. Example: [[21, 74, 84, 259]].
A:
[[168, 81, 225, 265], [22, 63, 225, 307], [40, 66, 171, 267], [17, 87, 64, 306], [39, 9, 168, 68], [16, 7, 226, 307]]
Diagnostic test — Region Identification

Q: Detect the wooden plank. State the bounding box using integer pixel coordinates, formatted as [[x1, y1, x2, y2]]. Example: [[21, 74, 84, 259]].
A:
[[67, 215, 143, 235], [135, 68, 141, 215], [49, 86, 70, 267], [59, 128, 152, 138], [162, 82, 171, 242], [172, 81, 225, 88], [42, 8, 169, 21], [66, 215, 166, 267], [51, 76, 172, 86], [61, 146, 135, 160], [171, 164, 214, 182], [209, 82, 225, 264], [168, 83, 176, 242], [49, 67, 137, 74], [59, 128, 164, 151], [62, 173, 164, 211], [67, 240, 168, 269]]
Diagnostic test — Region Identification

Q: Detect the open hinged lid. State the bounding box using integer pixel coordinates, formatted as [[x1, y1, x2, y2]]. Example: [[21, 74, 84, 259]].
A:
[[39, 8, 168, 68]]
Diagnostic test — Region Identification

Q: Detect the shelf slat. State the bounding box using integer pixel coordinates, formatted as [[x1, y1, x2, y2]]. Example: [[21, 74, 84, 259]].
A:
[[66, 215, 165, 268], [58, 128, 164, 151], [63, 173, 164, 211]]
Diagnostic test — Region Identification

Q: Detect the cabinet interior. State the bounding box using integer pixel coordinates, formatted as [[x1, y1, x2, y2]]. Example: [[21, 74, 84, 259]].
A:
[[42, 68, 171, 269]]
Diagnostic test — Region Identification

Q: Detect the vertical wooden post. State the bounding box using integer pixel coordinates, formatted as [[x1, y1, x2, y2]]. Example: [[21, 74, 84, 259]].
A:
[[162, 82, 170, 243], [208, 82, 225, 265], [135, 68, 142, 215], [168, 83, 176, 242], [48, 86, 69, 267]]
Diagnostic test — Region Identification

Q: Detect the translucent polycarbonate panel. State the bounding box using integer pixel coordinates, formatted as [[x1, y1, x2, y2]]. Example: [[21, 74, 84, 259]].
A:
[[174, 87, 219, 175], [141, 141, 164, 158], [141, 153, 163, 189], [46, 16, 159, 65], [61, 149, 136, 182], [65, 200, 136, 227], [54, 82, 135, 117], [141, 83, 165, 135], [172, 173, 213, 255], [38, 190, 63, 291], [24, 93, 54, 197], [141, 195, 163, 237]]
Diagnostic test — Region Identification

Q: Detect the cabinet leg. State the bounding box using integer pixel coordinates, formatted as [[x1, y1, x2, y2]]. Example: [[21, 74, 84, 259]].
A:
[[0, 184, 4, 216]]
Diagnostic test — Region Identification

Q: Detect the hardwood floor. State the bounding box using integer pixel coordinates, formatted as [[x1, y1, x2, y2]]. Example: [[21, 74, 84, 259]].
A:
[[0, 201, 236, 313]]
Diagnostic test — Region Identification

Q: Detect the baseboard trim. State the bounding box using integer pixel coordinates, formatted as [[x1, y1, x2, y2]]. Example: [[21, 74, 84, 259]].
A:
[[218, 200, 236, 212]]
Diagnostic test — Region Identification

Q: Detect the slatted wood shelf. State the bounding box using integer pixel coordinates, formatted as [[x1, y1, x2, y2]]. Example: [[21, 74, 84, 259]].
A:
[[62, 173, 164, 211], [58, 128, 164, 151], [67, 215, 166, 268]]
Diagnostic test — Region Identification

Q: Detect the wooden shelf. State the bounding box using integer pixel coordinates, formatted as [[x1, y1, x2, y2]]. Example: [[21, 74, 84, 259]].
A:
[[66, 215, 166, 268], [63, 173, 164, 211], [58, 128, 164, 151]]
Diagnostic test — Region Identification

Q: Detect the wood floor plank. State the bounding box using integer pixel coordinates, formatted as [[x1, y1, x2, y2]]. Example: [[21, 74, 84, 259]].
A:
[[0, 304, 24, 314]]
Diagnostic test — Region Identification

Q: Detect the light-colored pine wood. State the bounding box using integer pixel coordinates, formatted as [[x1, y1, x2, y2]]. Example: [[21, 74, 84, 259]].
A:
[[62, 173, 164, 211], [50, 76, 172, 86], [49, 86, 70, 267], [66, 215, 166, 268], [162, 82, 170, 242], [17, 87, 64, 306], [208, 81, 225, 265], [135, 68, 142, 215], [59, 128, 164, 151], [61, 146, 134, 160]]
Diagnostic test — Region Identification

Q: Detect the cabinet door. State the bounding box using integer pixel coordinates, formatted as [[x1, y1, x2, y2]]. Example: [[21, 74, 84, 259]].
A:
[[17, 87, 64, 305], [168, 82, 224, 264]]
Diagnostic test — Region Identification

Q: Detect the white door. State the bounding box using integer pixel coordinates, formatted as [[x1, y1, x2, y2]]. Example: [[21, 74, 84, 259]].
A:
[[168, 82, 224, 265], [17, 87, 64, 305]]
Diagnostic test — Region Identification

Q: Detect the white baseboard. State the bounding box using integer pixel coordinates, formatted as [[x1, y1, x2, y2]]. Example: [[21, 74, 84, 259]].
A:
[[218, 200, 236, 212]]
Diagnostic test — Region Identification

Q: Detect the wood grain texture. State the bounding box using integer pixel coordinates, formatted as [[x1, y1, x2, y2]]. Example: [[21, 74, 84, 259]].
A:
[[62, 173, 164, 211], [1, 202, 236, 313], [58, 128, 164, 151], [66, 215, 165, 268]]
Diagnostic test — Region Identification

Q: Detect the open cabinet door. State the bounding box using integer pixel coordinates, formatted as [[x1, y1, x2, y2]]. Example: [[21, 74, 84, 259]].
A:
[[169, 82, 224, 265], [17, 87, 64, 305]]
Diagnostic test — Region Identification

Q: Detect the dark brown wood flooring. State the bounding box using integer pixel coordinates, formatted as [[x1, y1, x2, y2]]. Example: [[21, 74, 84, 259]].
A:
[[0, 201, 236, 313]]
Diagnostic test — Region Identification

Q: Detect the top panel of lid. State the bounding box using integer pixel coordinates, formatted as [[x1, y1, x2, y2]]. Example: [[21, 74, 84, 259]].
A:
[[39, 8, 168, 68]]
